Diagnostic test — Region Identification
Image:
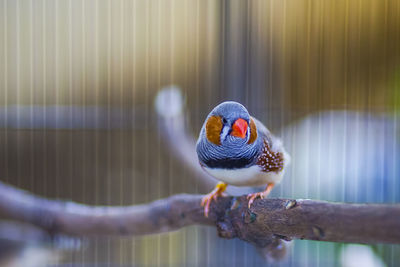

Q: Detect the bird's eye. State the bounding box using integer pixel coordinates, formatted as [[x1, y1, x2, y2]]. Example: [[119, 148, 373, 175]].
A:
[[222, 118, 227, 124]]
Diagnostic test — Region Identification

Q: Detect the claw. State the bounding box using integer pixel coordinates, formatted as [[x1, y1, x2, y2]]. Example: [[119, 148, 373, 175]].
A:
[[247, 192, 265, 208], [247, 183, 275, 209], [201, 182, 227, 217]]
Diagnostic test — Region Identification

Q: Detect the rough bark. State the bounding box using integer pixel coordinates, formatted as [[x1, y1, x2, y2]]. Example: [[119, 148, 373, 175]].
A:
[[0, 180, 399, 246]]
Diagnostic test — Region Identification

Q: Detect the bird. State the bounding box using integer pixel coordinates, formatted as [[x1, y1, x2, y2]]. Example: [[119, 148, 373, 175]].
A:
[[196, 101, 290, 217]]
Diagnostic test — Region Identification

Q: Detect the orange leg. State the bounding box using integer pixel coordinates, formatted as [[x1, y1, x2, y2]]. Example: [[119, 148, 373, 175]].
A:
[[247, 183, 275, 208], [201, 182, 227, 217]]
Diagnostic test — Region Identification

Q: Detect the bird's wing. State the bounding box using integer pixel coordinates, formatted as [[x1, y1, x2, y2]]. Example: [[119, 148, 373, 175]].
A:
[[251, 116, 272, 140], [251, 116, 285, 154]]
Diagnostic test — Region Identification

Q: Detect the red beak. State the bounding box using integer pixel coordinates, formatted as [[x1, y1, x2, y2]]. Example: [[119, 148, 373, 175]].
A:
[[231, 118, 248, 139]]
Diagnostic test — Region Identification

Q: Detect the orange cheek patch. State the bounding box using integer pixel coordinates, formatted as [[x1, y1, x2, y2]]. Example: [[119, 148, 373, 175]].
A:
[[247, 118, 258, 144], [205, 116, 223, 145]]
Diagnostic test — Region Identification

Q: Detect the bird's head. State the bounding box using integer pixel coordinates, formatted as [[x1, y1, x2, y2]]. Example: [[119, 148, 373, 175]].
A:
[[196, 101, 261, 169], [201, 101, 258, 147]]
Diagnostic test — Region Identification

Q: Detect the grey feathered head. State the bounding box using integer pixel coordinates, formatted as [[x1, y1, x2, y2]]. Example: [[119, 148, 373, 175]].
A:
[[196, 101, 261, 169]]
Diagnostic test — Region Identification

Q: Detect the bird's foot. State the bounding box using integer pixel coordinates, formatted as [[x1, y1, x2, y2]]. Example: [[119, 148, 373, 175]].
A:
[[201, 182, 227, 217], [247, 183, 275, 208], [247, 191, 266, 208]]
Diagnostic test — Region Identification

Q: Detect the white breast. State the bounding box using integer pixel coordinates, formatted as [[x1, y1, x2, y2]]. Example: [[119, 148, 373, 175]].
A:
[[203, 165, 284, 187]]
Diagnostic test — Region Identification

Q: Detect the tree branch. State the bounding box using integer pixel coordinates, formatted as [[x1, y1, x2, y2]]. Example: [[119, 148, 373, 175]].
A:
[[0, 180, 399, 246], [0, 181, 210, 237]]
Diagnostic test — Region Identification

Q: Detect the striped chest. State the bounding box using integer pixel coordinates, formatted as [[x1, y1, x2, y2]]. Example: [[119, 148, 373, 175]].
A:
[[202, 139, 286, 187]]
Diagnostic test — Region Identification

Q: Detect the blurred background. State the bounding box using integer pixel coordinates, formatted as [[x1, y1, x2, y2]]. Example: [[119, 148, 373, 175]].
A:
[[1, 0, 400, 266]]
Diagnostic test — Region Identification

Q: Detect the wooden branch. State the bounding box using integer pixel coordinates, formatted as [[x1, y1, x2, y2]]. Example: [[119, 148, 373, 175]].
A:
[[211, 196, 400, 246], [0, 181, 210, 237], [0, 181, 399, 246]]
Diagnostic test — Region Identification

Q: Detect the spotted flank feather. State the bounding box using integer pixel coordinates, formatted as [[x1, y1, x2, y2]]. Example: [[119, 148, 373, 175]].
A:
[[256, 140, 284, 173]]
